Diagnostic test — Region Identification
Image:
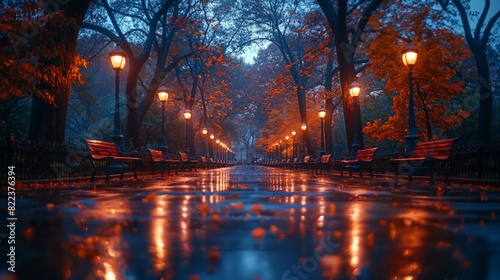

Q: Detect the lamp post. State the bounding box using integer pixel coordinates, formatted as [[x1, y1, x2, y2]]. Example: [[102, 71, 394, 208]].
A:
[[319, 109, 326, 155], [301, 122, 307, 157], [291, 130, 296, 157], [220, 142, 225, 161], [285, 135, 289, 162], [157, 86, 168, 154], [183, 109, 192, 153], [279, 141, 282, 161], [216, 139, 220, 159], [202, 127, 208, 156], [219, 142, 223, 161], [402, 42, 419, 156], [109, 45, 126, 145], [275, 142, 279, 160], [210, 133, 215, 158], [349, 80, 362, 157]]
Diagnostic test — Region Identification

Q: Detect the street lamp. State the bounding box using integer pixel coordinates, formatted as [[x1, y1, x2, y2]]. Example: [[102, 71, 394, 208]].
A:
[[216, 139, 220, 159], [109, 45, 126, 145], [183, 109, 192, 153], [285, 135, 289, 162], [402, 41, 419, 156], [318, 109, 326, 155], [349, 80, 362, 157], [301, 122, 307, 157], [157, 86, 169, 154], [202, 127, 208, 156], [275, 142, 279, 160], [210, 133, 215, 158], [291, 130, 296, 157], [279, 141, 283, 161], [220, 142, 225, 161]]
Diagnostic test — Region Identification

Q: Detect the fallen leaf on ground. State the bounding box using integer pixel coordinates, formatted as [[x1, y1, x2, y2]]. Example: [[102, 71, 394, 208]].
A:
[[252, 227, 266, 239]]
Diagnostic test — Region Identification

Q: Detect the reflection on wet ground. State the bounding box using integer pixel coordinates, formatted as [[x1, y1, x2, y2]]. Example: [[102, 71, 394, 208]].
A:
[[2, 165, 500, 280]]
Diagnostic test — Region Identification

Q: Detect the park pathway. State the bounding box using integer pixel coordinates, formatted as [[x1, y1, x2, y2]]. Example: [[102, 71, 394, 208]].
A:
[[3, 165, 500, 280]]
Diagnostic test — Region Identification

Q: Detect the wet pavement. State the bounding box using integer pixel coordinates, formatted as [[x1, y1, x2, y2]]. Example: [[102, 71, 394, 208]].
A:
[[2, 165, 500, 280]]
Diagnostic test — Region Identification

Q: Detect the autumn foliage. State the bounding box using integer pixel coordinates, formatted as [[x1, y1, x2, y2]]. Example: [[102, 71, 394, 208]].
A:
[[0, 2, 87, 104], [363, 4, 471, 142]]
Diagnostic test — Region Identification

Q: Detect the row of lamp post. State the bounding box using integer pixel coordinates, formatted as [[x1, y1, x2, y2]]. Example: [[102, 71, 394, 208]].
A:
[[310, 41, 418, 158], [109, 45, 219, 157], [157, 85, 227, 159], [111, 41, 417, 161], [272, 127, 300, 161]]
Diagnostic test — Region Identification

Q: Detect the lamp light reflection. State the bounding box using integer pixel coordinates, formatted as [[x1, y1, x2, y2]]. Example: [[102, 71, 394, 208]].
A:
[[349, 202, 363, 272], [150, 197, 169, 272]]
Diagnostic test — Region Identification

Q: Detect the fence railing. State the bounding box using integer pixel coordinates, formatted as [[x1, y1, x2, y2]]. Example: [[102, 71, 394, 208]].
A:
[[262, 143, 500, 182], [0, 139, 156, 182], [371, 147, 500, 181], [2, 138, 499, 182]]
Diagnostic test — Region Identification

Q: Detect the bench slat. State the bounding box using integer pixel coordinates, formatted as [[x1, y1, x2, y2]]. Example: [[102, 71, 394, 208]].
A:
[[391, 138, 456, 184], [339, 147, 378, 178], [148, 149, 165, 162], [406, 139, 455, 160], [148, 149, 179, 176], [85, 139, 140, 183]]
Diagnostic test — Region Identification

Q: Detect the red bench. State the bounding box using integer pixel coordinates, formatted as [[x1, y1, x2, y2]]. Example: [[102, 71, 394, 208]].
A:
[[179, 152, 198, 171], [148, 149, 179, 175], [298, 155, 312, 171], [391, 138, 456, 184], [338, 148, 378, 178], [200, 156, 216, 169], [85, 139, 140, 183], [311, 154, 332, 173], [210, 157, 221, 168], [288, 157, 299, 169]]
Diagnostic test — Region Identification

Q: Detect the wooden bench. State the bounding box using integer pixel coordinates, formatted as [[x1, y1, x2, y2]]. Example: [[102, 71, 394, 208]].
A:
[[200, 156, 214, 169], [311, 154, 332, 173], [391, 138, 456, 184], [298, 155, 312, 171], [179, 152, 198, 171], [210, 157, 221, 168], [338, 148, 378, 178], [148, 149, 179, 175], [288, 157, 299, 169], [85, 139, 140, 183]]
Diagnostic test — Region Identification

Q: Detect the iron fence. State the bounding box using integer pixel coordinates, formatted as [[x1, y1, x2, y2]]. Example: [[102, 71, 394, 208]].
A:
[[1, 137, 499, 182], [368, 143, 500, 181], [0, 138, 155, 182]]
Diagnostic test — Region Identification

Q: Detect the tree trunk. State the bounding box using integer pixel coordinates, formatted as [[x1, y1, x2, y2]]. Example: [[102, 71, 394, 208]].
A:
[[317, 0, 382, 153], [334, 0, 364, 155], [137, 53, 193, 136], [30, 80, 71, 143], [324, 46, 335, 155], [29, 0, 91, 143], [125, 64, 141, 149], [415, 85, 432, 140], [336, 40, 361, 154], [474, 46, 492, 143], [188, 118, 196, 157], [445, 0, 498, 143], [137, 62, 163, 132], [325, 98, 334, 154]]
